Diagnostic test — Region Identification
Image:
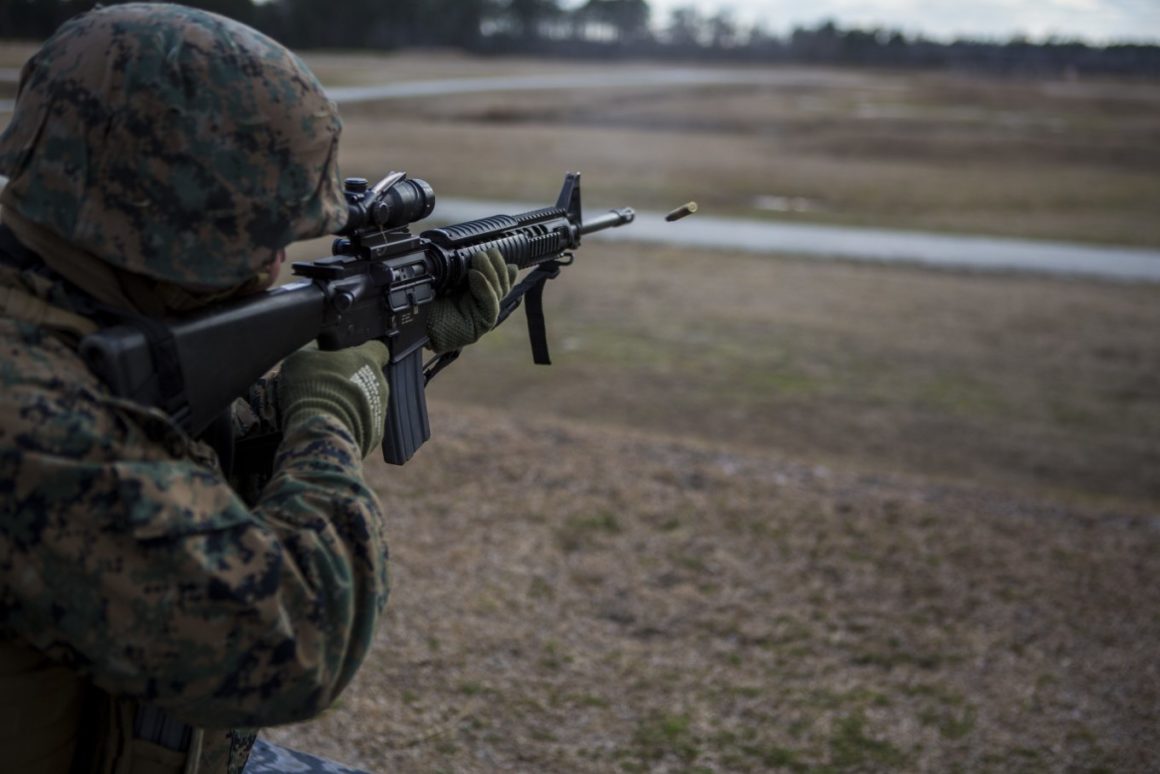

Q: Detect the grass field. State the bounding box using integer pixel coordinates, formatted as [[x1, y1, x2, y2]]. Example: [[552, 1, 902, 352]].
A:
[[269, 53, 1160, 772], [3, 44, 1157, 244], [264, 407, 1159, 772], [322, 51, 1160, 247], [2, 41, 1157, 771]]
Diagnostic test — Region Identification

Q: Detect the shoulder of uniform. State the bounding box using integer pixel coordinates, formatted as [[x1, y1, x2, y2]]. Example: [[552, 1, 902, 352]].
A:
[[1, 321, 130, 460], [1, 320, 208, 469]]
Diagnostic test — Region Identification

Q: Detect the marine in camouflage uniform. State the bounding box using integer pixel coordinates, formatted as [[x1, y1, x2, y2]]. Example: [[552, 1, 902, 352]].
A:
[[0, 4, 512, 772]]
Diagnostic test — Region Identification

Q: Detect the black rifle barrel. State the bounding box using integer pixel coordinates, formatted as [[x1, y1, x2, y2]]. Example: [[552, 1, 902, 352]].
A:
[[581, 207, 636, 235]]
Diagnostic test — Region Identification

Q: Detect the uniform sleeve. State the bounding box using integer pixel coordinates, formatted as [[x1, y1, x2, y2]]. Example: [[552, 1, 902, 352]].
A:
[[0, 376, 390, 729]]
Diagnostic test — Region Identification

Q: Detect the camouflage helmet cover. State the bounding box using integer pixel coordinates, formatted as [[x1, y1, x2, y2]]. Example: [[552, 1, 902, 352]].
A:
[[0, 3, 347, 289]]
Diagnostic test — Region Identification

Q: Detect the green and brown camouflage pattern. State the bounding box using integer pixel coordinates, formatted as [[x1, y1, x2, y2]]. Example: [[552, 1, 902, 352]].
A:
[[0, 265, 390, 768], [0, 3, 347, 290]]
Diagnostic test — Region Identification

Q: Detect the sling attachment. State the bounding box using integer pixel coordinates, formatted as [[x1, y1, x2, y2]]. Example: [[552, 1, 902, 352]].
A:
[[128, 315, 190, 423]]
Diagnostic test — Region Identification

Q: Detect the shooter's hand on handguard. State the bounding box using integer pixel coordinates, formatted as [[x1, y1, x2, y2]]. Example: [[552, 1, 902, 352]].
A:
[[278, 340, 391, 459], [426, 248, 517, 354]]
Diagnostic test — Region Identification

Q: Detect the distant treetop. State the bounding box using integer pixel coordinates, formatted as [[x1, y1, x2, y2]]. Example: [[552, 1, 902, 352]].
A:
[[1, 0, 1156, 76]]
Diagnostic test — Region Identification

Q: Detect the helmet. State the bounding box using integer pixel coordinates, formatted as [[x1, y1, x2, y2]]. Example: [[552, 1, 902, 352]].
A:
[[0, 3, 347, 289]]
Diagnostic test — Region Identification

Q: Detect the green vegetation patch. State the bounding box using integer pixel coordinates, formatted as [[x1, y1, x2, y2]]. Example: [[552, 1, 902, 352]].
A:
[[554, 510, 624, 553], [625, 712, 701, 766], [828, 712, 910, 769]]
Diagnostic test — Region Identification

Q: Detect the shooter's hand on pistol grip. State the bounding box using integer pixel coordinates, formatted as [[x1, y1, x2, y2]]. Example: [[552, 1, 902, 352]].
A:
[[278, 340, 390, 458]]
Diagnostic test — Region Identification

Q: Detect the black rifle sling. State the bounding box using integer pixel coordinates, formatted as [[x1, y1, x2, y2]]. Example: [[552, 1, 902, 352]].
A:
[[128, 316, 189, 421], [524, 275, 552, 365], [504, 259, 562, 366], [0, 224, 39, 270]]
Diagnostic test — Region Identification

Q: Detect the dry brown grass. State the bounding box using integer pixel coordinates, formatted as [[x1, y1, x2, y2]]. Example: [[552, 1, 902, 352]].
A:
[[430, 242, 1160, 510], [329, 58, 1160, 246], [0, 41, 37, 68], [283, 236, 1160, 511], [303, 49, 623, 86], [3, 43, 1155, 245], [264, 406, 1160, 772], [272, 239, 1160, 771], [267, 58, 1160, 771], [0, 41, 35, 102]]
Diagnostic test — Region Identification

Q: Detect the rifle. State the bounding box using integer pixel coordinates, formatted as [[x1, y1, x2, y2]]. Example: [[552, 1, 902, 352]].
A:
[[78, 172, 635, 467]]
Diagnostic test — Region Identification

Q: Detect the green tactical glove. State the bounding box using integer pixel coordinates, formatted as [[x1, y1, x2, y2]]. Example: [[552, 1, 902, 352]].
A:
[[278, 340, 390, 459], [426, 248, 517, 354]]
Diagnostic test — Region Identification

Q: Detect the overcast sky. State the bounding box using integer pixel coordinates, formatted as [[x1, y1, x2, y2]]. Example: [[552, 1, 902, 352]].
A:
[[641, 0, 1160, 44]]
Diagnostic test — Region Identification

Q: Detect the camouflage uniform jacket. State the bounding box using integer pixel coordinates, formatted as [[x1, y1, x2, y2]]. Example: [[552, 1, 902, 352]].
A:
[[0, 265, 391, 771]]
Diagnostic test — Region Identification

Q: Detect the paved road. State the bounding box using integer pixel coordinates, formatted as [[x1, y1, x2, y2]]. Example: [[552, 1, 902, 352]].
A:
[[435, 197, 1160, 283], [0, 66, 854, 126], [1, 66, 862, 110], [324, 67, 866, 103]]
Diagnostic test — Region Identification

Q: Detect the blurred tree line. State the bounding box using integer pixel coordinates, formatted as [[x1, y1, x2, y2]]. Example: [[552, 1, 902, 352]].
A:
[[2, 0, 1157, 76]]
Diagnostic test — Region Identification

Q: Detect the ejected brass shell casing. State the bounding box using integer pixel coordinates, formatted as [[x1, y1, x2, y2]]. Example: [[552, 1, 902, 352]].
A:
[[665, 202, 698, 222]]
